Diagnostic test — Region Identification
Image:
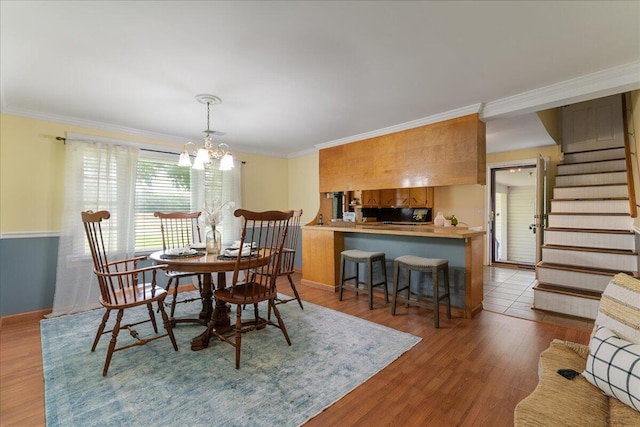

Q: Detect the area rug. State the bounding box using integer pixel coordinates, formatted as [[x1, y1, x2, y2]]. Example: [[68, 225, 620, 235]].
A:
[[41, 293, 421, 427]]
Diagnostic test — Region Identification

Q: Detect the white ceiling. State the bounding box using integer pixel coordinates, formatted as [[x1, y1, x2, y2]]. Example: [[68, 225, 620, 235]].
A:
[[1, 1, 639, 158]]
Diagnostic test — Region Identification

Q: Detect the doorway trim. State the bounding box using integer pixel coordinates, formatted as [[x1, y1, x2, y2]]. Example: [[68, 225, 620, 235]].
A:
[[485, 158, 538, 266]]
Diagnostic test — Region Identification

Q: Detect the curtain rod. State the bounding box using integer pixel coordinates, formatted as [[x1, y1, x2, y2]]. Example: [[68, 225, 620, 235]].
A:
[[56, 136, 246, 163]]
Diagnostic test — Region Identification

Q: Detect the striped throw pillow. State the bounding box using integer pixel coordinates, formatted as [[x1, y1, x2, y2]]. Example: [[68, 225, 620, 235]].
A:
[[595, 273, 640, 345], [582, 326, 640, 412]]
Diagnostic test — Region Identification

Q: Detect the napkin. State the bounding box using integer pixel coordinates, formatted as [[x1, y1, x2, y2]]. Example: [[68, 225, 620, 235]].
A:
[[166, 247, 196, 256], [223, 246, 252, 257]]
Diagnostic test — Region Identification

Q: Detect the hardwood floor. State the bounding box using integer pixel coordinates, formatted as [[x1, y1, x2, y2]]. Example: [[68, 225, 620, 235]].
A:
[[0, 272, 592, 426]]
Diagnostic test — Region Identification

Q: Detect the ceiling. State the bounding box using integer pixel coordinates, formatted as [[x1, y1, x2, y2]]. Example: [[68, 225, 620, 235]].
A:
[[1, 1, 639, 158]]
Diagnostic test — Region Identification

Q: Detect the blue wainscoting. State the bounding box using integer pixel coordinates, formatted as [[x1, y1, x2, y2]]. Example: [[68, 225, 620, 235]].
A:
[[0, 236, 59, 317], [343, 233, 467, 309], [0, 230, 303, 317]]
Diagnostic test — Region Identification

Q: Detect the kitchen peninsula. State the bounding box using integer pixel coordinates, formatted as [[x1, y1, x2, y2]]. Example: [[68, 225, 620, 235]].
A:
[[304, 113, 487, 318], [301, 223, 485, 318]]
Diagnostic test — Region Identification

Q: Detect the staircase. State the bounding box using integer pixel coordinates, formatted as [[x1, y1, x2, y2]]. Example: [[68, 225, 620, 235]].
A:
[[533, 96, 638, 319]]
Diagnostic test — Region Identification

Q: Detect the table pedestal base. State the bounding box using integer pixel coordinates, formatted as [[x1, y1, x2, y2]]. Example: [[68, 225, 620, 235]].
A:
[[191, 271, 232, 351]]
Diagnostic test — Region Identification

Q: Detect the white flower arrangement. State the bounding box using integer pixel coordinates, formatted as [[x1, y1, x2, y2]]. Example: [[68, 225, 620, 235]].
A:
[[202, 198, 235, 229]]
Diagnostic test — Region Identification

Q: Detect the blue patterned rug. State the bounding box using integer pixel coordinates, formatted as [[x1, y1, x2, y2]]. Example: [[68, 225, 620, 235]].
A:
[[41, 293, 421, 427]]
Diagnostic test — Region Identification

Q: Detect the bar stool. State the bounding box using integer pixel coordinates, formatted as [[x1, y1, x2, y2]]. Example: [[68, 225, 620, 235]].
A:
[[339, 250, 388, 309], [391, 255, 451, 328]]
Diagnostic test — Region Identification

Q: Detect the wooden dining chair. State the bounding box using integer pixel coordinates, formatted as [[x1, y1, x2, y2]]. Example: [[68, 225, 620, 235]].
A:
[[274, 209, 304, 309], [153, 211, 203, 320], [212, 209, 294, 368], [81, 210, 178, 376]]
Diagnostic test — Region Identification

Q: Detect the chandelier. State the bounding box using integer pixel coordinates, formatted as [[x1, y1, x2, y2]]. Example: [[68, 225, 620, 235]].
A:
[[178, 94, 234, 171]]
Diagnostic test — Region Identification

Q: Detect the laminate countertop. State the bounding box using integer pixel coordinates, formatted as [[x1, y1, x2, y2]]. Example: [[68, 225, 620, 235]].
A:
[[303, 223, 485, 239]]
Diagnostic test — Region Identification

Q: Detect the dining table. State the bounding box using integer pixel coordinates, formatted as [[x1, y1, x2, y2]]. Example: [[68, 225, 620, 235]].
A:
[[149, 248, 271, 351]]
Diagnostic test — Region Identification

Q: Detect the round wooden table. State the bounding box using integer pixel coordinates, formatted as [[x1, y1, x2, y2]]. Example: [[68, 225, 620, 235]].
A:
[[149, 250, 270, 350]]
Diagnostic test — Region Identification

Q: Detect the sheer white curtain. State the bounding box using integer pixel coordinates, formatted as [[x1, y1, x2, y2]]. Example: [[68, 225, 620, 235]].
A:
[[192, 159, 243, 246], [49, 139, 139, 317]]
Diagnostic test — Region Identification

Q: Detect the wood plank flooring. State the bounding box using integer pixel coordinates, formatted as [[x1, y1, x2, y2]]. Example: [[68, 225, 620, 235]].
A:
[[0, 271, 592, 426]]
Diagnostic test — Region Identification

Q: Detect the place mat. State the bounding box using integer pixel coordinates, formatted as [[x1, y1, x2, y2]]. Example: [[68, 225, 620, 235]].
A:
[[159, 251, 205, 259], [217, 253, 259, 260]]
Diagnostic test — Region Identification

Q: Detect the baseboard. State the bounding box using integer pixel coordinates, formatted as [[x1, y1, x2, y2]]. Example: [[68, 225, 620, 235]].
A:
[[0, 308, 52, 329], [301, 279, 337, 293]]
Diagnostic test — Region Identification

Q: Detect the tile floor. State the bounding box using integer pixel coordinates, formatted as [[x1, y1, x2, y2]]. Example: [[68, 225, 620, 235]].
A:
[[483, 265, 595, 331]]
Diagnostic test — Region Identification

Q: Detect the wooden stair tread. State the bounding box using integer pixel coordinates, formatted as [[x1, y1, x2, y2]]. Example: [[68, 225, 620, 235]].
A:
[[547, 212, 630, 216], [563, 146, 625, 155], [559, 158, 625, 166], [534, 282, 602, 300], [544, 227, 634, 235], [542, 244, 637, 256], [556, 169, 626, 177], [554, 183, 628, 189], [551, 197, 628, 202], [536, 261, 638, 277]]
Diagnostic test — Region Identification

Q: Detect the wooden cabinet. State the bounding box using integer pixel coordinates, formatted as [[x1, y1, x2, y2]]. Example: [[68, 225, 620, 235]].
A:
[[361, 190, 380, 207], [409, 187, 434, 207], [380, 189, 410, 207], [362, 187, 433, 208], [319, 113, 486, 192]]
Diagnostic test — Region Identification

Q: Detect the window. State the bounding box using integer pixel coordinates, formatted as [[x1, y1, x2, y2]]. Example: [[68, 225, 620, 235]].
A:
[[133, 151, 227, 252], [54, 137, 240, 317], [134, 154, 193, 251]]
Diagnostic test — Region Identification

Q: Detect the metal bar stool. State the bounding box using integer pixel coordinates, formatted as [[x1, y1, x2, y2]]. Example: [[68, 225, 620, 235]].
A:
[[391, 255, 451, 328], [339, 250, 388, 309]]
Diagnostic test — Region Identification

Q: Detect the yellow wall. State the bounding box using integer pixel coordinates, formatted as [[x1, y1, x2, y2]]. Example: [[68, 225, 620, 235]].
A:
[[235, 152, 289, 212], [0, 113, 290, 233], [287, 153, 320, 225], [433, 184, 485, 228]]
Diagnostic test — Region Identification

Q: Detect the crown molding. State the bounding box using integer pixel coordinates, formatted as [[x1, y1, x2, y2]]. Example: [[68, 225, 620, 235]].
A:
[[314, 103, 483, 151], [0, 106, 293, 159], [0, 105, 192, 145], [481, 61, 640, 120], [287, 146, 319, 159]]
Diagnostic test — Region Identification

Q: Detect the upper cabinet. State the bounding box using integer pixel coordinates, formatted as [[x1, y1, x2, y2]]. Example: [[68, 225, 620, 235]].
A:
[[361, 190, 380, 207], [361, 187, 432, 208], [409, 187, 434, 208], [379, 188, 410, 208], [319, 114, 486, 192], [562, 94, 624, 153]]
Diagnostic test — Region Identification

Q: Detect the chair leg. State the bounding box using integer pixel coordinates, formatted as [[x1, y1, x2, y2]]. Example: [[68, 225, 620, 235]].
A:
[[444, 267, 451, 319], [433, 268, 440, 328], [170, 277, 179, 318], [147, 303, 158, 333], [405, 269, 411, 307], [92, 308, 111, 352], [270, 299, 292, 345], [381, 259, 389, 303], [287, 274, 304, 309], [235, 304, 243, 369], [391, 262, 400, 316], [367, 258, 374, 310], [103, 309, 123, 376], [158, 300, 178, 351], [339, 256, 346, 301]]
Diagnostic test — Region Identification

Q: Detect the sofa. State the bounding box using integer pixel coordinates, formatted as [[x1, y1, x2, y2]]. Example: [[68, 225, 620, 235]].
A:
[[514, 273, 640, 426]]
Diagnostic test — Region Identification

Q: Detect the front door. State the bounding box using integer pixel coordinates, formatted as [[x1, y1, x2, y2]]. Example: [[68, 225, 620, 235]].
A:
[[489, 163, 539, 268]]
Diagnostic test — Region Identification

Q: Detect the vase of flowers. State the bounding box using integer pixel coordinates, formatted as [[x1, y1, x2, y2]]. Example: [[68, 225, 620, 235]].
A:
[[202, 198, 235, 255], [206, 227, 222, 254]]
